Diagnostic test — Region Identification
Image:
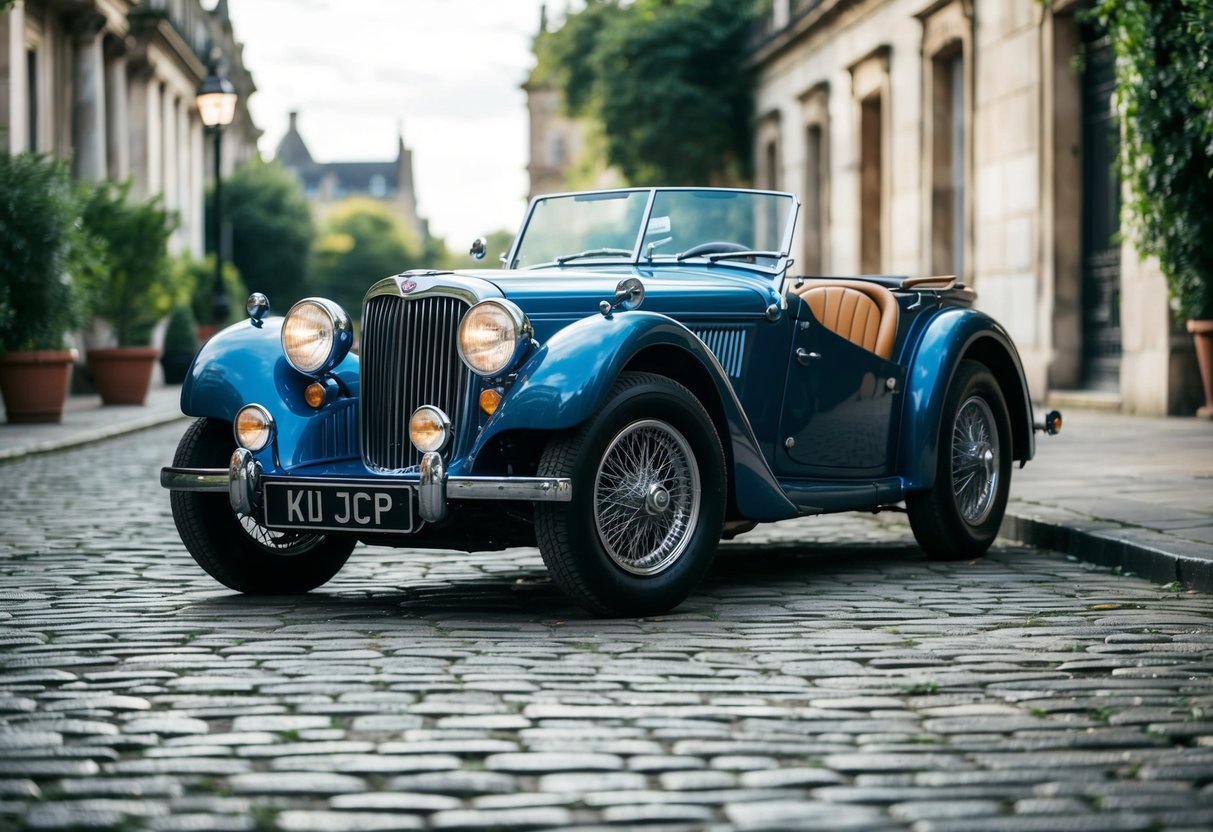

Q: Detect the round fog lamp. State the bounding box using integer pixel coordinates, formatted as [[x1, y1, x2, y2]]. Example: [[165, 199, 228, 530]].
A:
[[409, 405, 451, 454], [234, 404, 274, 452]]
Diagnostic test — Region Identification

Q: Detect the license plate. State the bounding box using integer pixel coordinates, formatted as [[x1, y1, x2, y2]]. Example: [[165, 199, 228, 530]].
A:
[[263, 480, 418, 534]]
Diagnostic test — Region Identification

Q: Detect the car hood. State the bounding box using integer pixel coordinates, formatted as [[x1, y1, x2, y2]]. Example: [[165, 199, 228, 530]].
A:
[[450, 266, 779, 320]]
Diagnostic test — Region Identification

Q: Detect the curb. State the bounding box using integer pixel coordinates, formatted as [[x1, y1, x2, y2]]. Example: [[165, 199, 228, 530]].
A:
[[1001, 510, 1213, 593], [0, 411, 188, 464]]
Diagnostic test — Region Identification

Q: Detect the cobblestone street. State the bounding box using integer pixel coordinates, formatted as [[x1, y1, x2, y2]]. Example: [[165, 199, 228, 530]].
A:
[[1, 423, 1212, 831]]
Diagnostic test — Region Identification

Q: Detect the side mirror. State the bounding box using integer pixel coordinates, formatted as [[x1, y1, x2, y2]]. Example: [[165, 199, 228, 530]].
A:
[[469, 237, 488, 261]]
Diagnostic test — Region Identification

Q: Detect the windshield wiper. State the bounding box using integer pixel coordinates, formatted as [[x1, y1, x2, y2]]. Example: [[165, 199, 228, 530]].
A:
[[705, 250, 782, 262], [555, 247, 633, 264]]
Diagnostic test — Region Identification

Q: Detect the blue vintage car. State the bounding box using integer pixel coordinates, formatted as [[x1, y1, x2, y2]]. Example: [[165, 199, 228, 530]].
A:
[[161, 187, 1059, 616]]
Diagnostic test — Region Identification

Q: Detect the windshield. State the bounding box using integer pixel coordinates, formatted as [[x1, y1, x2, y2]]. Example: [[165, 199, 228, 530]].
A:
[[509, 188, 797, 273]]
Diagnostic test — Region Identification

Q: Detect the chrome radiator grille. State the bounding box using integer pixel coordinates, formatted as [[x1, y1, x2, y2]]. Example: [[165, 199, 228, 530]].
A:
[[360, 293, 471, 471]]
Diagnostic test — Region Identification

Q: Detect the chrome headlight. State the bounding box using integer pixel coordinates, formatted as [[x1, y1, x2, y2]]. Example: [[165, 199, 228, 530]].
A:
[[234, 404, 274, 452], [457, 299, 532, 377], [409, 405, 452, 453], [281, 298, 353, 376]]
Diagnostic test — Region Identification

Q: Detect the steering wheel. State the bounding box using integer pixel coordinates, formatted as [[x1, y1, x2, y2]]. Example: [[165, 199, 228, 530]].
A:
[[679, 241, 750, 258]]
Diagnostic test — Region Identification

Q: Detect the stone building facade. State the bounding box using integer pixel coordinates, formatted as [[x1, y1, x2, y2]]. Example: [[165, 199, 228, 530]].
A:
[[274, 111, 428, 246], [523, 7, 621, 202], [0, 0, 259, 257], [752, 0, 1198, 415]]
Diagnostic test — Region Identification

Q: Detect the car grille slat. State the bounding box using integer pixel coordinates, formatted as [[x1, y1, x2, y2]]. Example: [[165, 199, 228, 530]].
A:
[[361, 294, 471, 472]]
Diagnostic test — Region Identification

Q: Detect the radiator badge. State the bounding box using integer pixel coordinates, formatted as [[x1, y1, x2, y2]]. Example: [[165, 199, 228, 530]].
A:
[[400, 279, 417, 293]]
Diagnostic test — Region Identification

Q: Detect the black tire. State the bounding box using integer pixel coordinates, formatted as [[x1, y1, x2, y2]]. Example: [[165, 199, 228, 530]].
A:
[[169, 417, 355, 593], [534, 372, 726, 617], [906, 359, 1012, 560]]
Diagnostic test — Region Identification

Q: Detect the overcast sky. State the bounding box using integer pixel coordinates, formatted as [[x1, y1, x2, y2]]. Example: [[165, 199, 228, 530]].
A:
[[223, 0, 562, 248]]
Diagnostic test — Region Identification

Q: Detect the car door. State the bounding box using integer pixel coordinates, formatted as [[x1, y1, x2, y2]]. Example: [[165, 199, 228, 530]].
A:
[[774, 295, 905, 478]]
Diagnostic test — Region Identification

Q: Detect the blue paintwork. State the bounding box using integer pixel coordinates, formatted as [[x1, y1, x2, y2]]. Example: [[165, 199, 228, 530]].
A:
[[468, 310, 797, 521], [175, 188, 1040, 538], [896, 306, 1034, 489], [180, 317, 360, 470]]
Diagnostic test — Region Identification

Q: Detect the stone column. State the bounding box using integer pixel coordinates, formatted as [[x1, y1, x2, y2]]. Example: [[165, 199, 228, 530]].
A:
[[104, 40, 129, 180], [126, 64, 150, 198], [146, 78, 162, 195], [71, 12, 108, 181], [4, 0, 29, 154], [162, 90, 178, 224]]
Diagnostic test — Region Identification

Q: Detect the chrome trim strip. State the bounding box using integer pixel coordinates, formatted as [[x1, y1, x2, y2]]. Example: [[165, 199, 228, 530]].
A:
[[447, 477, 573, 503], [160, 467, 228, 492]]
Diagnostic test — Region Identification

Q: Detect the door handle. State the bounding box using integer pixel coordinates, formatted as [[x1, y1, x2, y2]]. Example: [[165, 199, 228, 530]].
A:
[[796, 348, 821, 366]]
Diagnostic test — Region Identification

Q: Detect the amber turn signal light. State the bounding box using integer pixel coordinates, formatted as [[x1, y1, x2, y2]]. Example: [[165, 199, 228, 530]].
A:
[[1045, 410, 1062, 435], [304, 382, 326, 409], [479, 388, 503, 416]]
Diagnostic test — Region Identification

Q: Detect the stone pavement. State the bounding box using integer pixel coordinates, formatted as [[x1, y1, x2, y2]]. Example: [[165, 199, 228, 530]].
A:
[[1, 424, 1212, 830], [2, 385, 1211, 590]]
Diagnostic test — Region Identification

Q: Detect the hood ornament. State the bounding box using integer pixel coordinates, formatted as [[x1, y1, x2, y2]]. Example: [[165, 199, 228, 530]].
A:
[[599, 277, 645, 318]]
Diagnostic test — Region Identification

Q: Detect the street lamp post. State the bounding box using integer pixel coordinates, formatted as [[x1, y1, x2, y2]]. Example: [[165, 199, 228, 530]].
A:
[[196, 60, 238, 328]]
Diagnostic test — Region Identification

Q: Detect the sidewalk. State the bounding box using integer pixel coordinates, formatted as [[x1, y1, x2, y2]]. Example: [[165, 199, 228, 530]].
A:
[[0, 384, 186, 461], [2, 389, 1211, 590]]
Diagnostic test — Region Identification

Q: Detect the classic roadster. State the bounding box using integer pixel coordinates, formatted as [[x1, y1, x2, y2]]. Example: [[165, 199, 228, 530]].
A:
[[161, 187, 1059, 616]]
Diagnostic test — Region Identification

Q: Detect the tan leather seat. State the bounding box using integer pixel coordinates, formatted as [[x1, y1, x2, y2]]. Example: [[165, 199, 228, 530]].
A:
[[792, 279, 899, 359]]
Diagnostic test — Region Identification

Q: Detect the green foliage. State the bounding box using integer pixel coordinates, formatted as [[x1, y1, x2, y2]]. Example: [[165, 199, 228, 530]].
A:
[[162, 304, 198, 354], [78, 180, 180, 346], [1096, 0, 1213, 320], [541, 0, 763, 186], [174, 254, 247, 328], [311, 198, 422, 317], [0, 152, 89, 352], [217, 160, 314, 311]]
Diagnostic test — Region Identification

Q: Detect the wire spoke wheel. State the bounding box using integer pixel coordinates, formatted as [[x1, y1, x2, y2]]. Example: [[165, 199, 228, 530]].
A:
[[951, 395, 1000, 525], [534, 372, 725, 616], [906, 360, 1012, 561], [236, 515, 326, 555], [593, 419, 701, 575]]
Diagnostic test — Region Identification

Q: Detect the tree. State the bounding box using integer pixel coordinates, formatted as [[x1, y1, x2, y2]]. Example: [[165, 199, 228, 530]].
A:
[[216, 160, 315, 311], [312, 198, 423, 317], [1095, 0, 1213, 321], [542, 0, 763, 186]]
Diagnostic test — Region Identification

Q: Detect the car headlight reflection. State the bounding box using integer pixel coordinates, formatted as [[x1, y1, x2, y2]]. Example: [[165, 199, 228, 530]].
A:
[[281, 298, 353, 376], [457, 299, 531, 377]]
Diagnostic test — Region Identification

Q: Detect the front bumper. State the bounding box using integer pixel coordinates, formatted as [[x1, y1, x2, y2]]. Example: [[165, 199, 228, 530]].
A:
[[160, 449, 572, 526]]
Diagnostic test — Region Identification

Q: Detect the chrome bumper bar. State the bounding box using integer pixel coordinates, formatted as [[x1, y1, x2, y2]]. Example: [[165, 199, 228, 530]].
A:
[[160, 450, 572, 525]]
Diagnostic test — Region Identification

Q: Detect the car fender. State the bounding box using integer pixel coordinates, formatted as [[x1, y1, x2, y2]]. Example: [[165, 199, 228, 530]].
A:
[[900, 307, 1035, 490], [179, 317, 360, 469], [471, 310, 798, 521]]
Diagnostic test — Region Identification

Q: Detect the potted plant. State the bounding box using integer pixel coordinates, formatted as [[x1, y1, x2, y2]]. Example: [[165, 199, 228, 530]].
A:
[[160, 305, 199, 384], [0, 152, 90, 423], [1097, 0, 1213, 417], [78, 180, 180, 405]]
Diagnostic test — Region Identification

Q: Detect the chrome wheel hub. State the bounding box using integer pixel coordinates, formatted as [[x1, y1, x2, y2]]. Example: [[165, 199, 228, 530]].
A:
[[952, 396, 1000, 526], [593, 419, 701, 576]]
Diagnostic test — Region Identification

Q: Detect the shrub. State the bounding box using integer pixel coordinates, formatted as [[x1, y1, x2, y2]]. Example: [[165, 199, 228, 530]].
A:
[[79, 180, 181, 346], [0, 152, 90, 352], [173, 253, 247, 328]]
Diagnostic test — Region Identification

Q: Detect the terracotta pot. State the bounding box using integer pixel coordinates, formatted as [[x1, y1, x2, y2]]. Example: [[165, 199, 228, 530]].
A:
[[0, 349, 77, 423], [87, 346, 160, 406], [1188, 319, 1213, 420]]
